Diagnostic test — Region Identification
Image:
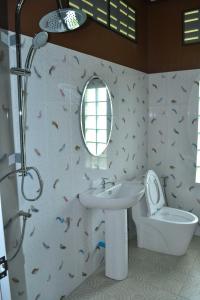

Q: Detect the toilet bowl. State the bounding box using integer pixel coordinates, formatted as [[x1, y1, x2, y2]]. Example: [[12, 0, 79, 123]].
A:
[[132, 170, 198, 256]]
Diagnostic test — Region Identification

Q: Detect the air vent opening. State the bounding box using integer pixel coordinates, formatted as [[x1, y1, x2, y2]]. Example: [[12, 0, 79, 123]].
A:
[[183, 9, 200, 44], [69, 0, 137, 42]]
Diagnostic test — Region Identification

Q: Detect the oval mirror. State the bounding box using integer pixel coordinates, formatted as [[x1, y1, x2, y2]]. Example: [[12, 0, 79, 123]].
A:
[[80, 76, 113, 156]]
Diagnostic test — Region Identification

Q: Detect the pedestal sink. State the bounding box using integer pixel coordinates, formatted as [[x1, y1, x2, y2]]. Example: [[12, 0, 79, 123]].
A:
[[79, 180, 144, 280]]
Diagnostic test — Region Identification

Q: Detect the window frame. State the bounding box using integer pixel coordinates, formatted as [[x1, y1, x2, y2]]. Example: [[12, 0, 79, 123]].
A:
[[182, 7, 200, 46], [83, 87, 110, 156], [68, 0, 137, 42]]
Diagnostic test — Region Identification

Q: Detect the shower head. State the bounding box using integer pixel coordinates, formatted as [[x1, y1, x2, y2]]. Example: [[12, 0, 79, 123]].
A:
[[32, 31, 49, 49], [10, 32, 48, 76], [25, 32, 48, 71], [39, 8, 87, 33]]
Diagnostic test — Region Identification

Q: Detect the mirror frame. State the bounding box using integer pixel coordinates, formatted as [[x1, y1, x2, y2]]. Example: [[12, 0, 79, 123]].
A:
[[80, 75, 113, 157]]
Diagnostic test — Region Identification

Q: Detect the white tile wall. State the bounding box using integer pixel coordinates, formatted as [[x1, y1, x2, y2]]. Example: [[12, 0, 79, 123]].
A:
[[7, 32, 148, 299], [148, 70, 200, 218], [5, 28, 200, 300]]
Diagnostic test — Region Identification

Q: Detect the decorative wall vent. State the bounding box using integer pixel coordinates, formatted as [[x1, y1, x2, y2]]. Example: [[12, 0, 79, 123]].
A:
[[183, 9, 200, 44], [110, 0, 136, 40], [69, 0, 109, 26], [69, 0, 136, 41]]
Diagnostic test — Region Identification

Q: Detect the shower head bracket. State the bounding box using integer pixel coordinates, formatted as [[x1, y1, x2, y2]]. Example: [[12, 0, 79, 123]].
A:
[[10, 67, 31, 76]]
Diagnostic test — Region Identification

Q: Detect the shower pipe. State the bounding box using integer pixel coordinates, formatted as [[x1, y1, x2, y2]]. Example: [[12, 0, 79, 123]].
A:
[[0, 0, 43, 201], [15, 0, 26, 174], [0, 0, 86, 201], [15, 0, 66, 178], [0, 0, 87, 262]]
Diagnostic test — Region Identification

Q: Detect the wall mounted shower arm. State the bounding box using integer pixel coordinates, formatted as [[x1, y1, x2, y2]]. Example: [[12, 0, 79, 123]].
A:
[[56, 0, 64, 8], [1, 0, 44, 202], [15, 0, 27, 174], [4, 0, 86, 202]]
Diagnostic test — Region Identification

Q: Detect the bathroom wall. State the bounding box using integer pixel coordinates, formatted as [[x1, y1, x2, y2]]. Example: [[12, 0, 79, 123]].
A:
[[147, 0, 200, 73], [8, 31, 148, 299], [1, 0, 148, 72], [148, 69, 200, 230], [0, 29, 27, 299], [3, 0, 200, 74]]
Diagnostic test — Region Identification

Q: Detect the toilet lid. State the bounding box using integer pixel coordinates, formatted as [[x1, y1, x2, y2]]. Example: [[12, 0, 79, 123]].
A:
[[145, 170, 165, 216]]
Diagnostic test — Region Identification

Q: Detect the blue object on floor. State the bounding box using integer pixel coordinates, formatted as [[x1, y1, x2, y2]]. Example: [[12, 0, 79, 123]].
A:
[[97, 241, 105, 248]]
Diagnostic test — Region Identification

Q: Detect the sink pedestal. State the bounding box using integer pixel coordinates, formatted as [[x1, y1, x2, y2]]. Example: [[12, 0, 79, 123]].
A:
[[105, 209, 128, 280], [79, 180, 144, 280]]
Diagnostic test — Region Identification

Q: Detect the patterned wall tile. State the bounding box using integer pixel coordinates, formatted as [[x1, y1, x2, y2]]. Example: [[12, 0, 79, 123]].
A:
[[6, 32, 148, 299], [148, 70, 200, 217], [4, 27, 200, 300]]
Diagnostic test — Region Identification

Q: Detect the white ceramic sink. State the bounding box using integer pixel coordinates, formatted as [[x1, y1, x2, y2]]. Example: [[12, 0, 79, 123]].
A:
[[79, 180, 145, 281], [79, 181, 144, 210]]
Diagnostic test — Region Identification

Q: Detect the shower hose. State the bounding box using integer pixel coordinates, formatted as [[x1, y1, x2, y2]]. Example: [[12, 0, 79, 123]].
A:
[[4, 213, 29, 262], [0, 166, 43, 262], [0, 54, 43, 261]]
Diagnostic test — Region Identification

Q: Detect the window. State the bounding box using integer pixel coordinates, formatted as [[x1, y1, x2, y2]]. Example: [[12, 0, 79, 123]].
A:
[[183, 9, 200, 44], [69, 0, 109, 26], [68, 0, 136, 41], [196, 81, 200, 183], [84, 86, 110, 156], [110, 0, 136, 40]]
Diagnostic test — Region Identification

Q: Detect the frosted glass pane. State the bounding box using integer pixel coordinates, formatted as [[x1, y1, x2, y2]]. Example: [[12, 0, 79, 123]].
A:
[[81, 77, 113, 157], [97, 102, 107, 115], [85, 103, 96, 115], [97, 130, 107, 143], [85, 116, 96, 129], [97, 116, 107, 129], [197, 152, 200, 166], [97, 87, 107, 101], [196, 167, 200, 183], [87, 143, 96, 155], [85, 129, 96, 142], [97, 143, 107, 155], [197, 131, 200, 149], [85, 88, 96, 102]]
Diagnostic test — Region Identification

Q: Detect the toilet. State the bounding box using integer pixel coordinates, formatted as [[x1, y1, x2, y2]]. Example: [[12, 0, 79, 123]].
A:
[[132, 170, 198, 256]]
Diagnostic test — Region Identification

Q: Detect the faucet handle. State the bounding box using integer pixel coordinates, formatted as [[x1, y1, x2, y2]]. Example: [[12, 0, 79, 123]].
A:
[[101, 177, 109, 183], [160, 176, 168, 187]]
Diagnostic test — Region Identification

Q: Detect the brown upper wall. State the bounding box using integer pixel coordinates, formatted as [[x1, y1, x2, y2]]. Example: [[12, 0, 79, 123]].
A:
[[147, 0, 200, 73], [0, 0, 147, 72], [1, 0, 200, 73]]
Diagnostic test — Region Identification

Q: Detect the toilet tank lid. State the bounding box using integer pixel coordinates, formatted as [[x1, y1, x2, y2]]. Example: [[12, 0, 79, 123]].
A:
[[145, 170, 165, 216]]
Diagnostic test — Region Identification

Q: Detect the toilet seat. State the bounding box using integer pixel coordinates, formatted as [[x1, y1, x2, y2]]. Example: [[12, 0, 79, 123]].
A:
[[151, 206, 198, 224], [145, 170, 165, 216]]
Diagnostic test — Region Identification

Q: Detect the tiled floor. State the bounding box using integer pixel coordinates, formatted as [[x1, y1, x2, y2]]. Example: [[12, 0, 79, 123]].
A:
[[67, 237, 200, 300]]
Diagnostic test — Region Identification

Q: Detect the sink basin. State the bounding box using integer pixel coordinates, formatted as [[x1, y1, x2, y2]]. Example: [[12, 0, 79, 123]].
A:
[[79, 181, 144, 210]]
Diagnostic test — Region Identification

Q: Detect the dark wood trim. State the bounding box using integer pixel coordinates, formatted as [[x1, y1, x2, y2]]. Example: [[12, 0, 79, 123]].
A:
[[0, 0, 9, 30]]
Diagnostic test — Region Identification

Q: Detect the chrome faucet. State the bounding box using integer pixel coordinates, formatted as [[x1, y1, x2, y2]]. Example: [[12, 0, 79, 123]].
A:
[[101, 177, 115, 189]]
